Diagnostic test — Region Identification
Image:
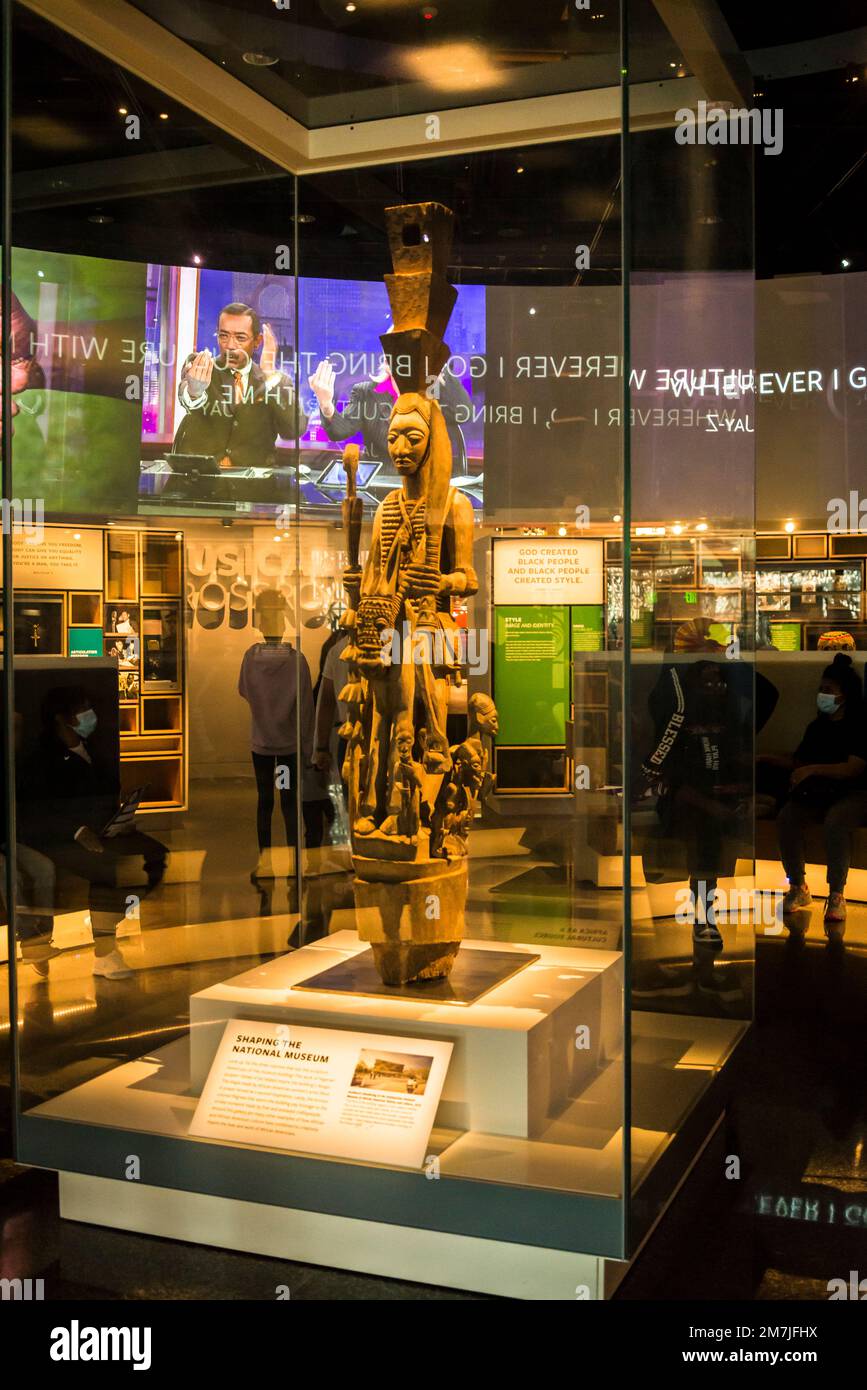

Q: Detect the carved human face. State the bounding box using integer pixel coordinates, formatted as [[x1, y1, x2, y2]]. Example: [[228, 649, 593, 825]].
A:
[[474, 699, 499, 736], [387, 406, 430, 475]]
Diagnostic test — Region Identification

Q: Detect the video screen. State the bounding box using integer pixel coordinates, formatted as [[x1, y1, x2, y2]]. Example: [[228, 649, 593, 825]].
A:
[[9, 248, 147, 515], [7, 243, 867, 526], [138, 264, 486, 514]]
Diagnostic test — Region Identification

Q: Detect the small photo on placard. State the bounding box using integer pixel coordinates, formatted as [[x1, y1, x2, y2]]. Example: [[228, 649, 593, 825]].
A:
[[350, 1049, 434, 1097]]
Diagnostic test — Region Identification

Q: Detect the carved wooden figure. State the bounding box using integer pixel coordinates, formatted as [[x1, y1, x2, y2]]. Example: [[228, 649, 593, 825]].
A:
[[336, 202, 498, 985]]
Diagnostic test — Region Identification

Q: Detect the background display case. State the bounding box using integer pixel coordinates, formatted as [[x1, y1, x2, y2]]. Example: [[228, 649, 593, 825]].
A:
[[2, 0, 756, 1299]]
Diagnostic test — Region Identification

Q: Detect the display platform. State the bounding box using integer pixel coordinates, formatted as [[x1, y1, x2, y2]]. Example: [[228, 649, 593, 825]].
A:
[[189, 930, 622, 1139], [295, 944, 540, 1005]]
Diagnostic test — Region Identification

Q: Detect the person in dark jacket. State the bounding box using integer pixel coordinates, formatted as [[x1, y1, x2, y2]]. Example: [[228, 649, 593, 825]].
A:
[[173, 302, 307, 470], [20, 685, 166, 977]]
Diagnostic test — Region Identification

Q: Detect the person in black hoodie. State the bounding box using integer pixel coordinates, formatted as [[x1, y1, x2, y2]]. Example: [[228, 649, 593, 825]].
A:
[[768, 652, 867, 933], [642, 658, 754, 949]]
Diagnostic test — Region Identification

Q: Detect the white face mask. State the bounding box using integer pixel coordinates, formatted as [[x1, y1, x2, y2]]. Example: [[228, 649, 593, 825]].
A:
[[817, 692, 839, 716], [72, 708, 97, 739]]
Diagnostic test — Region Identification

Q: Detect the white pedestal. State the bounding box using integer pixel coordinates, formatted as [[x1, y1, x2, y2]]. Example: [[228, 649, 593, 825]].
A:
[[59, 1172, 622, 1300], [190, 931, 622, 1140]]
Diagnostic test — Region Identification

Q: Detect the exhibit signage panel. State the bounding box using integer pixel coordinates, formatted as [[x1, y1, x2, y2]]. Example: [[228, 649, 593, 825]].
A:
[[190, 1019, 452, 1169], [570, 604, 604, 651], [494, 605, 569, 744], [12, 527, 103, 590], [493, 538, 604, 606]]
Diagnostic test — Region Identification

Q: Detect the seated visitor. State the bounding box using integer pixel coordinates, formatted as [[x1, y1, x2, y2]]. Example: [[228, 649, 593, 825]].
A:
[[766, 653, 867, 931], [19, 685, 167, 978]]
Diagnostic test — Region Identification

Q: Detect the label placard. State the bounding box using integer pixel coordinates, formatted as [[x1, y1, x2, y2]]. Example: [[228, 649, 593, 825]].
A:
[[190, 1019, 452, 1169]]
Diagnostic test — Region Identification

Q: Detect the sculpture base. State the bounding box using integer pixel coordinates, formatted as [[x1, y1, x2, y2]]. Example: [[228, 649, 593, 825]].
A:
[[370, 939, 460, 986], [293, 944, 540, 1006], [352, 853, 467, 985]]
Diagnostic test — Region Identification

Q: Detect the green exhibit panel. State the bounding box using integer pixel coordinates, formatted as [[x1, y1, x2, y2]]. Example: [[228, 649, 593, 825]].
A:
[[494, 605, 569, 745], [68, 627, 102, 657], [570, 605, 604, 653]]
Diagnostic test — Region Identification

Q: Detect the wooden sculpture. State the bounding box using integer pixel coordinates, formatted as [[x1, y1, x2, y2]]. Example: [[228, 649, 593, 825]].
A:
[[337, 201, 497, 986]]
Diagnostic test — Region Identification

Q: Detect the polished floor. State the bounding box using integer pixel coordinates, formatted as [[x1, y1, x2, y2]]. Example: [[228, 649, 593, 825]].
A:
[[1, 780, 865, 1299]]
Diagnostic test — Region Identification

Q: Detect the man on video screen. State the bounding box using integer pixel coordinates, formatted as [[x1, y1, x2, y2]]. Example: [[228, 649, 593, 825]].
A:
[[173, 302, 307, 469]]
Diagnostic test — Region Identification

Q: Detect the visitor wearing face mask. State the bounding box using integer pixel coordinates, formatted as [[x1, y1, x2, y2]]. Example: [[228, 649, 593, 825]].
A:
[[19, 685, 167, 978], [773, 653, 867, 931]]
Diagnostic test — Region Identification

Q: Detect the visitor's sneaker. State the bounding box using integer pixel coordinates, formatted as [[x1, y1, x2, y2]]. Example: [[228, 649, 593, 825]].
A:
[[692, 920, 724, 950], [92, 949, 134, 980], [783, 883, 812, 913], [823, 893, 847, 932]]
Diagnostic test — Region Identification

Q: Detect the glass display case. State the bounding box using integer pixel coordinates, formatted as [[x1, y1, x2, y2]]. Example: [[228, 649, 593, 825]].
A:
[[2, 0, 755, 1298]]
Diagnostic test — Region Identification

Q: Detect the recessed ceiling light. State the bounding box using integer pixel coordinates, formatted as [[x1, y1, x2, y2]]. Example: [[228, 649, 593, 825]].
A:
[[159, 112, 169, 120], [192, 254, 202, 265], [88, 212, 113, 224], [345, 2, 357, 9], [528, 307, 536, 315], [243, 51, 279, 66], [118, 106, 128, 115], [293, 212, 316, 224], [841, 257, 851, 268]]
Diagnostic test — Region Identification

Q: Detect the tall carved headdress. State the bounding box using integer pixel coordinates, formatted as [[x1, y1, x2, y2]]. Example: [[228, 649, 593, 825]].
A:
[[379, 202, 456, 392]]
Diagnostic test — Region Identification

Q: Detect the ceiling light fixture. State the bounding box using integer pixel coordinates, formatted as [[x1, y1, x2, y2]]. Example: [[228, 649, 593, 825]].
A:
[[243, 52, 279, 66]]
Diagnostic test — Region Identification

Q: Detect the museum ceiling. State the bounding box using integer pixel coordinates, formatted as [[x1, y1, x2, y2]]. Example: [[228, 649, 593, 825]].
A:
[[8, 1, 867, 280]]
